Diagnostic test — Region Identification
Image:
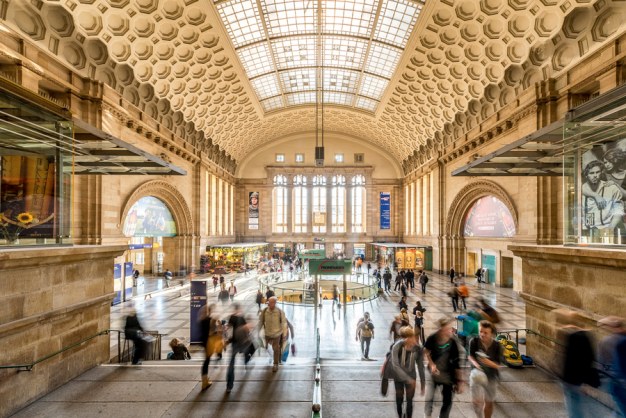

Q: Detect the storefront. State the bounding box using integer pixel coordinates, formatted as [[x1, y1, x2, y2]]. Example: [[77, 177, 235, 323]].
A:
[[371, 243, 433, 271], [204, 242, 268, 273]]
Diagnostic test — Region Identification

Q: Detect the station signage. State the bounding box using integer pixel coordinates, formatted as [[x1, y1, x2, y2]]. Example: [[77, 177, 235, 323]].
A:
[[308, 259, 352, 275]]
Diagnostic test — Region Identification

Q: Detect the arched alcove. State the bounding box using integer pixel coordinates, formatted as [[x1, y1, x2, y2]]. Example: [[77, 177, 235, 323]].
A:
[[120, 180, 193, 236]]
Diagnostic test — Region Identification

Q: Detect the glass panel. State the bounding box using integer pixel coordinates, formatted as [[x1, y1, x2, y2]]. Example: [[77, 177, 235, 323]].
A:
[[216, 0, 266, 48], [237, 43, 275, 78], [272, 36, 317, 70], [324, 92, 354, 106], [280, 68, 317, 93], [286, 92, 316, 106], [323, 68, 359, 93], [364, 42, 402, 78], [251, 73, 281, 100], [564, 115, 626, 245], [261, 96, 284, 112], [261, 0, 317, 37], [374, 0, 422, 48], [355, 96, 378, 112], [0, 95, 73, 246], [322, 0, 376, 37], [323, 36, 368, 70], [359, 74, 388, 100]]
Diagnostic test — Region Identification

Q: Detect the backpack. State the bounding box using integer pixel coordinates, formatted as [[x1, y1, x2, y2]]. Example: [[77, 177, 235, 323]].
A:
[[423, 275, 429, 284], [261, 307, 283, 327]]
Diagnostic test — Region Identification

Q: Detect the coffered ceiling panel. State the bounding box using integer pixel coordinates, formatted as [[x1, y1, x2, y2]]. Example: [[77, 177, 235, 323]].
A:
[[1, 0, 625, 165]]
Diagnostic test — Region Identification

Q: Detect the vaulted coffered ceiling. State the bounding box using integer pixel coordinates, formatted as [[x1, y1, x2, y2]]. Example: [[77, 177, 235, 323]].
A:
[[2, 0, 626, 164]]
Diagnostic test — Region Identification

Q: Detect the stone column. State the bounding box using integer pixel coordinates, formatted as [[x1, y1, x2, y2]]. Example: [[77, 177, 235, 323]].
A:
[[346, 185, 353, 234]]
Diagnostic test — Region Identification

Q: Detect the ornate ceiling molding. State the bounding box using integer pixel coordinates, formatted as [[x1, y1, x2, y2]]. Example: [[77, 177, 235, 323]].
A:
[[1, 0, 625, 164]]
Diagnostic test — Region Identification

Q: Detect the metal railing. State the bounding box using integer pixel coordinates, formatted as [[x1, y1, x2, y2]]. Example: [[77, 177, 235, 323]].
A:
[[1, 330, 113, 372], [311, 327, 322, 418], [0, 329, 165, 372]]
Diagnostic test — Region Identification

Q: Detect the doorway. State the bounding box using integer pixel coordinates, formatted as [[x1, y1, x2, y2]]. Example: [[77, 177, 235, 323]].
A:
[[502, 257, 513, 288]]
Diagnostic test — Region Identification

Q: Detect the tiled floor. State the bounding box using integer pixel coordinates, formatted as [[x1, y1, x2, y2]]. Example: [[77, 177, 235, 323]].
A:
[[15, 269, 617, 417]]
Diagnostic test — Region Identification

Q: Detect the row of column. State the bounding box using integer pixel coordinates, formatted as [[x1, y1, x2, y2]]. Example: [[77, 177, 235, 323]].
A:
[[405, 173, 433, 236]]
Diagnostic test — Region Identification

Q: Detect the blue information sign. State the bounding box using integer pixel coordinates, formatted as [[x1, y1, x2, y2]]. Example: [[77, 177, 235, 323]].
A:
[[190, 280, 208, 343], [380, 192, 391, 230], [124, 262, 134, 301], [112, 263, 122, 306]]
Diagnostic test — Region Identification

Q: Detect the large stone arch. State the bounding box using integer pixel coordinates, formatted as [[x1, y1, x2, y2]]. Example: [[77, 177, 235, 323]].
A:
[[120, 180, 194, 236], [445, 180, 518, 238], [442, 180, 518, 274]]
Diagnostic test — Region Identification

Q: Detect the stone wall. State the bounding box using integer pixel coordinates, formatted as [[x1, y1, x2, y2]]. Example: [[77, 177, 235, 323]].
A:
[[0, 245, 127, 418], [509, 245, 626, 374]]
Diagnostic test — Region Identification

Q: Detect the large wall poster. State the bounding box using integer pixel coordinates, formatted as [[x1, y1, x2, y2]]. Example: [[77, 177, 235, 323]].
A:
[[123, 196, 177, 237], [380, 192, 391, 230], [463, 196, 515, 238], [248, 191, 259, 229], [580, 140, 626, 243]]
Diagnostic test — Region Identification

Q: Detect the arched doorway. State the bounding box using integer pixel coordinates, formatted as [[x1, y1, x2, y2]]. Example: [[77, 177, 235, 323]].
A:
[[444, 180, 518, 286], [121, 180, 194, 278]]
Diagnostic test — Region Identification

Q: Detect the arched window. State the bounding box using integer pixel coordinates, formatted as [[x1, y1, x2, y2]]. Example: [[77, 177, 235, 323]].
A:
[[351, 175, 366, 233], [463, 195, 516, 238], [293, 175, 307, 233], [331, 175, 346, 233], [312, 175, 326, 233], [273, 175, 288, 233]]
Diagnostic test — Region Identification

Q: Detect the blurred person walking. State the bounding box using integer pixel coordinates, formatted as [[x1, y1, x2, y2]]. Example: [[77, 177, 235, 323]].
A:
[[424, 317, 464, 418], [199, 303, 223, 390], [226, 303, 251, 393], [554, 309, 600, 418], [468, 321, 502, 418], [257, 296, 288, 372], [356, 312, 375, 360], [389, 326, 425, 418]]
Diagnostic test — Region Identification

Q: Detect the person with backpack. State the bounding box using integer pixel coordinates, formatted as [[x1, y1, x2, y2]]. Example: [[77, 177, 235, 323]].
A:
[[458, 280, 469, 311], [419, 271, 429, 294], [356, 312, 375, 360], [389, 326, 426, 418], [257, 296, 288, 372]]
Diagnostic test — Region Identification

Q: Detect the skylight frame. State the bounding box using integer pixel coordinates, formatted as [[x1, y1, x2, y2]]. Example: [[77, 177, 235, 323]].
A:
[[214, 0, 425, 113]]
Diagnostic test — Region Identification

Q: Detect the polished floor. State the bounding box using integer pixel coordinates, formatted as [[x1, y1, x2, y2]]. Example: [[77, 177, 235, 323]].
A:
[[12, 270, 616, 417]]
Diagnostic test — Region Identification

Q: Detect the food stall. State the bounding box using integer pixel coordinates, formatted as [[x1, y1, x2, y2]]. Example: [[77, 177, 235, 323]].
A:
[[370, 243, 433, 271], [204, 242, 268, 273]]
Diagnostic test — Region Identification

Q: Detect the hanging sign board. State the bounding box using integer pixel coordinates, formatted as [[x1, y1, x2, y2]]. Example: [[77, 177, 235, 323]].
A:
[[309, 259, 352, 275]]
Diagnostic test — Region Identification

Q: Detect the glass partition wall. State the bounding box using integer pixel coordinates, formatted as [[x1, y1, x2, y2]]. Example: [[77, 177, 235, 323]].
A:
[[564, 86, 626, 246], [0, 93, 73, 246]]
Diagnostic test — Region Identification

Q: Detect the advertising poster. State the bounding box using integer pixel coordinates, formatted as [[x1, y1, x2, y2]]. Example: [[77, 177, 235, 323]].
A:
[[190, 280, 208, 343], [122, 196, 177, 237], [248, 191, 259, 230], [380, 192, 391, 230], [463, 196, 515, 238], [395, 249, 405, 269], [580, 140, 626, 243]]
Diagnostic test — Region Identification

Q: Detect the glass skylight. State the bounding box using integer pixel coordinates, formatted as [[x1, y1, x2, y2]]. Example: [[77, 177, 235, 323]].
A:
[[237, 43, 275, 78], [215, 0, 425, 112], [359, 74, 388, 100], [280, 69, 317, 93]]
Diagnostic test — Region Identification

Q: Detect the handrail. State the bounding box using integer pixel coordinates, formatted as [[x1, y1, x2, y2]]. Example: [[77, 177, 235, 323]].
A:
[[311, 327, 322, 418], [495, 328, 563, 348], [0, 329, 114, 371], [0, 328, 167, 371]]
